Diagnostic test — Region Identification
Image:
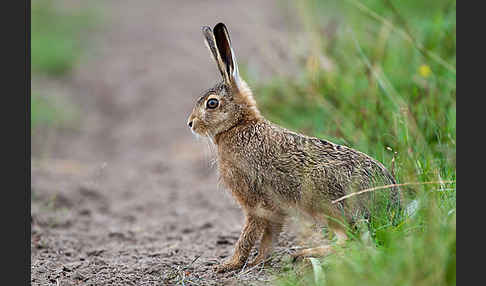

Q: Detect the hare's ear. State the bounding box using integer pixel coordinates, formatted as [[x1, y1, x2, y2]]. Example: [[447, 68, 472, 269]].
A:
[[202, 26, 227, 81], [213, 23, 241, 88]]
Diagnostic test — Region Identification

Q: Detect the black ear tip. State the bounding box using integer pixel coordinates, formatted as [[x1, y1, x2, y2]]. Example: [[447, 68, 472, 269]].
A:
[[214, 22, 227, 31]]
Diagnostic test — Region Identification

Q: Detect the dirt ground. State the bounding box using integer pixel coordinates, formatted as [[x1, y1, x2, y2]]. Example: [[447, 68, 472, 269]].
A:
[[31, 1, 309, 285]]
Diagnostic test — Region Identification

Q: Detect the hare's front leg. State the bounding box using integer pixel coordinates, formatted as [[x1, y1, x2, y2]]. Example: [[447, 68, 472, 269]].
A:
[[214, 215, 264, 273]]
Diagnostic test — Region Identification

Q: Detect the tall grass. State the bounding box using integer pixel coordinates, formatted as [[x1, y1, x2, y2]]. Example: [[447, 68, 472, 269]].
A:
[[247, 0, 455, 284]]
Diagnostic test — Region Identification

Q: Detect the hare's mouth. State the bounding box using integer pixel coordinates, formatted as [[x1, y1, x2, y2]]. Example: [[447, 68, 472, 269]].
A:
[[189, 124, 205, 137], [190, 126, 213, 140], [188, 118, 212, 138], [187, 118, 200, 136], [190, 127, 199, 136]]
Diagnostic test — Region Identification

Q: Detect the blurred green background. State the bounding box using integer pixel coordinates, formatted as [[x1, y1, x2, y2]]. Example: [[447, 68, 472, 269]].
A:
[[31, 0, 94, 130]]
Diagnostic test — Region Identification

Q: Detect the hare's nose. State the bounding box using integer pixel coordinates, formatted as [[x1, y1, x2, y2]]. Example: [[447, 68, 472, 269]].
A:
[[188, 121, 193, 128]]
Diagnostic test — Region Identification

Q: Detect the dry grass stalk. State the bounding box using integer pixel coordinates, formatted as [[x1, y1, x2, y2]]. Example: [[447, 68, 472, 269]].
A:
[[332, 180, 456, 204]]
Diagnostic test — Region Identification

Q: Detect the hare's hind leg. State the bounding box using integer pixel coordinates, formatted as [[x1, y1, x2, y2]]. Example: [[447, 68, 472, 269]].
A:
[[291, 228, 347, 259], [292, 212, 348, 260], [247, 218, 284, 268]]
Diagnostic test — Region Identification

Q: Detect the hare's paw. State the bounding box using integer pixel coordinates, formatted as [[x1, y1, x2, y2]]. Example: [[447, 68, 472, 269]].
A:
[[213, 262, 243, 273], [291, 246, 333, 263], [246, 255, 268, 268]]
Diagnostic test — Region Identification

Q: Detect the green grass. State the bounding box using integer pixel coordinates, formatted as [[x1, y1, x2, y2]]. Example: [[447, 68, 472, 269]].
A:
[[31, 0, 95, 128], [31, 0, 93, 76], [244, 0, 456, 285]]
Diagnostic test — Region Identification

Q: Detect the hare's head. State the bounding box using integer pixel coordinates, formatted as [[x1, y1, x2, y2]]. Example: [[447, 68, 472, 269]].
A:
[[187, 23, 260, 138]]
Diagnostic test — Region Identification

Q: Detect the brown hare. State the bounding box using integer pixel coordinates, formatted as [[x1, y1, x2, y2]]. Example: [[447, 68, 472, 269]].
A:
[[187, 23, 400, 273]]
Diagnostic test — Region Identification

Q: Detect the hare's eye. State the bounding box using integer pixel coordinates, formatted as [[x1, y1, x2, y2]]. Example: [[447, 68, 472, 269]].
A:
[[206, 98, 219, 109]]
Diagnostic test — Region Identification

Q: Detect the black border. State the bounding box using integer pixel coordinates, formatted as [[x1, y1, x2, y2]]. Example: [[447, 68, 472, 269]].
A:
[[27, 0, 32, 284], [3, 0, 29, 284]]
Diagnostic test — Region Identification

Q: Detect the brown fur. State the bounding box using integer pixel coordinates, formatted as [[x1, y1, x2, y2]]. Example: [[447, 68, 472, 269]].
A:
[[187, 23, 400, 273]]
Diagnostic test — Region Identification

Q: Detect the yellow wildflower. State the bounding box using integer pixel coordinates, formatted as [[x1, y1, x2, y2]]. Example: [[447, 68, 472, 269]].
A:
[[419, 64, 432, 78]]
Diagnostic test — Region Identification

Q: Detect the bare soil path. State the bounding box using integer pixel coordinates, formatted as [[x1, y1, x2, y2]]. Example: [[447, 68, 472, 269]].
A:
[[31, 1, 301, 285]]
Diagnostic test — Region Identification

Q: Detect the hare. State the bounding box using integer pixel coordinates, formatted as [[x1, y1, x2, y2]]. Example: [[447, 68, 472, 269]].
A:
[[187, 23, 400, 273]]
